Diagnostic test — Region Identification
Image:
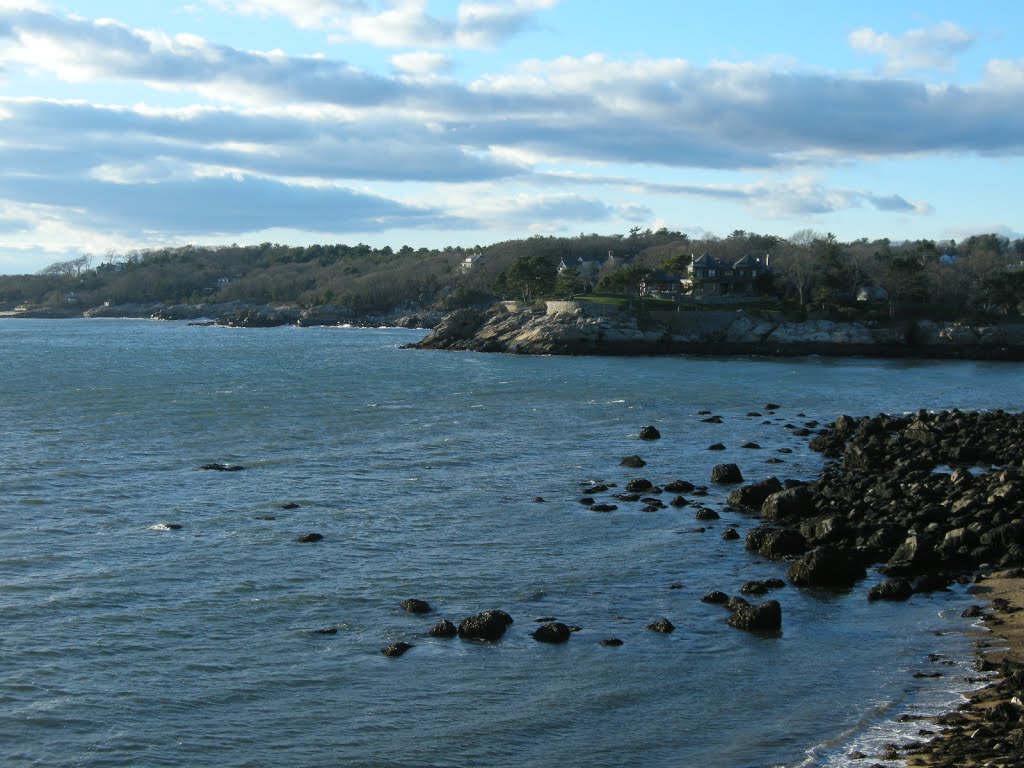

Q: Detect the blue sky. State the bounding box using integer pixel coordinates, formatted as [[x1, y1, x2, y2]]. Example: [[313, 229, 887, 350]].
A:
[[1, 0, 1022, 273]]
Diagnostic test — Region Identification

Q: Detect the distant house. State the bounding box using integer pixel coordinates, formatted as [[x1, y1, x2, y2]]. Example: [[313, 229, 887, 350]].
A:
[[557, 255, 602, 280], [856, 286, 889, 302], [639, 270, 683, 297], [681, 253, 770, 297], [459, 252, 484, 273]]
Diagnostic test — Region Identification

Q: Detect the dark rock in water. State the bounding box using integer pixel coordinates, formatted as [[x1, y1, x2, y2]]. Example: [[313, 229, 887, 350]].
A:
[[316, 627, 338, 635], [567, 626, 582, 633], [583, 484, 609, 494], [765, 458, 784, 464], [745, 526, 807, 558], [614, 493, 642, 502], [787, 545, 866, 589], [695, 508, 720, 520], [961, 604, 984, 618], [727, 477, 782, 510], [777, 447, 793, 454], [747, 412, 763, 417], [297, 532, 323, 543], [458, 610, 514, 642], [711, 463, 744, 484], [728, 600, 782, 631], [532, 622, 572, 644], [697, 410, 712, 415], [670, 496, 690, 508], [646, 618, 675, 633], [578, 497, 595, 506], [701, 590, 729, 604], [701, 415, 723, 424], [280, 502, 300, 509], [722, 528, 740, 540], [382, 641, 414, 658], [589, 503, 618, 512], [626, 478, 653, 492], [665, 480, 696, 493], [400, 599, 432, 614], [534, 616, 558, 622], [668, 582, 684, 590], [740, 581, 769, 596], [599, 638, 624, 647], [764, 403, 781, 411], [163, 523, 183, 530], [741, 442, 761, 449], [638, 425, 661, 440], [761, 485, 814, 523], [724, 596, 750, 612], [429, 619, 458, 638], [200, 463, 244, 472], [620, 455, 647, 468], [707, 443, 727, 451], [532, 497, 546, 503], [255, 515, 276, 521], [868, 579, 914, 602], [763, 578, 786, 589]]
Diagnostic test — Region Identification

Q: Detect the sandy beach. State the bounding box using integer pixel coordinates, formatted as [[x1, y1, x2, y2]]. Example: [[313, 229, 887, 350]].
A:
[[905, 569, 1024, 767]]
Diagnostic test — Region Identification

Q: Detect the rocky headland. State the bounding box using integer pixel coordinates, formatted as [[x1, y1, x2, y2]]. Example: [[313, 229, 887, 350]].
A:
[[411, 302, 1024, 360]]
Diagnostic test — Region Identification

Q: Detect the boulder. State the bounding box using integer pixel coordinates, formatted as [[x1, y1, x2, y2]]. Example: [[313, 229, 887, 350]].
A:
[[727, 477, 783, 510], [728, 600, 782, 631], [711, 463, 744, 484], [620, 455, 647, 468], [868, 579, 914, 602], [429, 619, 458, 638], [626, 478, 654, 492], [646, 618, 675, 633], [200, 463, 244, 472], [639, 426, 661, 440], [381, 641, 414, 658], [458, 610, 514, 642], [701, 591, 730, 604], [599, 638, 624, 647], [745, 526, 807, 558], [400, 599, 432, 614], [721, 528, 740, 540], [761, 486, 814, 522], [532, 622, 572, 644], [589, 503, 618, 512], [881, 534, 939, 576], [695, 508, 721, 520], [664, 480, 696, 493], [787, 546, 866, 589], [297, 533, 323, 543]]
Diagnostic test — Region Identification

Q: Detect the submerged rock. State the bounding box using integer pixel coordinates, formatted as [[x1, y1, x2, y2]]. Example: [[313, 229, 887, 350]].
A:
[[400, 599, 432, 614], [296, 532, 323, 543], [381, 641, 414, 658], [620, 455, 647, 468], [532, 622, 572, 644], [458, 610, 514, 642], [200, 463, 244, 471], [727, 600, 782, 631], [711, 464, 744, 484], [646, 618, 675, 633], [638, 426, 661, 440], [429, 619, 458, 638]]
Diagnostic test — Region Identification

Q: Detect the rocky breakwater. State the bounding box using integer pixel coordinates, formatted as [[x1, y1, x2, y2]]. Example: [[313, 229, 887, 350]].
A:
[[411, 303, 1024, 359], [732, 409, 1024, 765]]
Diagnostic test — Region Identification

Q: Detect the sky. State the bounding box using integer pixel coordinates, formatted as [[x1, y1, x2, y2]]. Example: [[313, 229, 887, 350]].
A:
[[1, 1, 1023, 273]]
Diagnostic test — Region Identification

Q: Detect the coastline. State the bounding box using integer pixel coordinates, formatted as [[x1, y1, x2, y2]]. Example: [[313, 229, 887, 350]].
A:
[[905, 572, 1024, 767]]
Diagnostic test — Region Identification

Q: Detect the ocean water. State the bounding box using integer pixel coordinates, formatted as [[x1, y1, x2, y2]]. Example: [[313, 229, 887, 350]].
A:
[[1, 319, 1021, 768]]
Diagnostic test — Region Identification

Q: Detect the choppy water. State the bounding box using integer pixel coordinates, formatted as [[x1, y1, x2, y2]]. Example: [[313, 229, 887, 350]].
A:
[[1, 320, 1021, 767]]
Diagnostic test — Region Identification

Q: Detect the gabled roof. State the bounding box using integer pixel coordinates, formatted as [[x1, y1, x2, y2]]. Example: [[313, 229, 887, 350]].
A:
[[692, 252, 714, 266]]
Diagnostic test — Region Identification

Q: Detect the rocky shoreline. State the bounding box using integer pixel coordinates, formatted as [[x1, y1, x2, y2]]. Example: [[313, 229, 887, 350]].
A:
[[411, 303, 1024, 360], [709, 408, 1024, 765], [3, 301, 440, 329]]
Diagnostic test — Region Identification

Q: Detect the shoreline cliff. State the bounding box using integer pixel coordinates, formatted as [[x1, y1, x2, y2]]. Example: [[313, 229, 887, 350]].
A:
[[411, 302, 1024, 361]]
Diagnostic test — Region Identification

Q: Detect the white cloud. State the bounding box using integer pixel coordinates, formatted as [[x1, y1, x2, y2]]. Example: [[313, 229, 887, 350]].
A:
[[207, 0, 558, 49], [390, 50, 451, 76], [849, 22, 974, 74]]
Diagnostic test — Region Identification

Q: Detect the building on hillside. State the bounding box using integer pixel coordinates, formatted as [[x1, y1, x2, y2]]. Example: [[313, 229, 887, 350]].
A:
[[639, 270, 683, 297], [459, 253, 484, 273], [681, 253, 770, 297]]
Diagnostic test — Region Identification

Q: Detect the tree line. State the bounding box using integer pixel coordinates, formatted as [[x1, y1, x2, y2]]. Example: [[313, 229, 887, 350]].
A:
[[2, 228, 1022, 318]]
